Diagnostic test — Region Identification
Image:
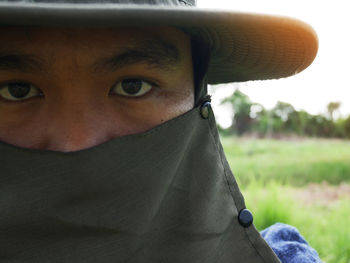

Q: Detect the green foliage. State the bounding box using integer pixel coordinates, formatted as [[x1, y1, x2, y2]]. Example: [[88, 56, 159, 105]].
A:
[[344, 115, 350, 138], [219, 90, 350, 138], [327, 101, 341, 120], [221, 89, 254, 134]]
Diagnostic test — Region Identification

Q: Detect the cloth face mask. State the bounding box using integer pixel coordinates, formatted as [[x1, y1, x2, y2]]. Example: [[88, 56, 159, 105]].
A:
[[0, 102, 280, 263]]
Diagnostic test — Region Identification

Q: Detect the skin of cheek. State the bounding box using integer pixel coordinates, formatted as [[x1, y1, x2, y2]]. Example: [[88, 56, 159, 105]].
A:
[[141, 82, 194, 124], [0, 108, 50, 149], [106, 83, 195, 137]]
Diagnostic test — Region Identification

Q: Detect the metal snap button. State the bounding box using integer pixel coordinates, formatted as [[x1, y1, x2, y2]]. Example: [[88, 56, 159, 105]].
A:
[[238, 209, 253, 228], [200, 101, 211, 119]]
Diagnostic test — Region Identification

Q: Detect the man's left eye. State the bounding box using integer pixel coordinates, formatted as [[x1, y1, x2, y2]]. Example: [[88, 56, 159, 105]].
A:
[[110, 79, 154, 97]]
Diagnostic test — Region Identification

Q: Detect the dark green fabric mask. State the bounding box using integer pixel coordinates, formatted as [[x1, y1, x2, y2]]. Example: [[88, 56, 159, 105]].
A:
[[0, 99, 281, 262]]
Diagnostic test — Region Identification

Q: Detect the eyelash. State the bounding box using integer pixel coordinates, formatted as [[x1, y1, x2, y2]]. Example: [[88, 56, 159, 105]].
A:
[[0, 77, 160, 103], [109, 77, 159, 98]]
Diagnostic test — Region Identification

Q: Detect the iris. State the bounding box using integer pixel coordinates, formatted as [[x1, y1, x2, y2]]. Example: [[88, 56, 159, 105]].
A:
[[121, 79, 142, 95], [8, 83, 31, 98]]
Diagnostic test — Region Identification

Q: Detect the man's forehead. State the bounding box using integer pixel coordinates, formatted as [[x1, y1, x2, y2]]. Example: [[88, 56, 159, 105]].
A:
[[0, 26, 189, 73], [0, 26, 188, 48]]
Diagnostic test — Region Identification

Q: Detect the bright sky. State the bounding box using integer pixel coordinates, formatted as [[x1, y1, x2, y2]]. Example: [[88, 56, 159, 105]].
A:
[[197, 0, 350, 128]]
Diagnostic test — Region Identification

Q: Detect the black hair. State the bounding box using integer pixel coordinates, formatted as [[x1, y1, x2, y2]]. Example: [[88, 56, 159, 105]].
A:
[[190, 34, 211, 101]]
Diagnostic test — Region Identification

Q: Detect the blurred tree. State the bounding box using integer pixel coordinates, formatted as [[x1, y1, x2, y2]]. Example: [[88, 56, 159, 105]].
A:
[[221, 89, 253, 135], [344, 115, 350, 139], [327, 102, 341, 120], [273, 101, 295, 122], [250, 104, 269, 136], [271, 102, 296, 134], [287, 110, 308, 135], [334, 118, 346, 138], [315, 115, 335, 137], [217, 91, 350, 139]]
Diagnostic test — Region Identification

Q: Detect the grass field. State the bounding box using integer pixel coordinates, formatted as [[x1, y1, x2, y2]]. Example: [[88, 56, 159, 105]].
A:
[[221, 137, 350, 263]]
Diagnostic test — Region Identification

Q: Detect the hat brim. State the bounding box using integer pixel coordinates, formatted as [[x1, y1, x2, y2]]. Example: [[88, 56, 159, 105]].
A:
[[0, 3, 318, 84]]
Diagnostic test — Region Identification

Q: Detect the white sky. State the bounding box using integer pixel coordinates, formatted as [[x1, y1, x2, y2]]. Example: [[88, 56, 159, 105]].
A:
[[197, 0, 350, 128]]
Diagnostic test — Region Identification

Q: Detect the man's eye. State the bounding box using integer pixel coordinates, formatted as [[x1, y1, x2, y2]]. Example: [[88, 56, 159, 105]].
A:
[[110, 79, 154, 97], [0, 82, 43, 102]]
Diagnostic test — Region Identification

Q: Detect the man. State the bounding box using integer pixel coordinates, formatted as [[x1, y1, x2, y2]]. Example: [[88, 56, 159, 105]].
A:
[[0, 0, 320, 262]]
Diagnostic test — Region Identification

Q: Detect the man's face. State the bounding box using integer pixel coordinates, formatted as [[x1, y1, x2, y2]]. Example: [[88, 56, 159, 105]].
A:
[[0, 27, 194, 152]]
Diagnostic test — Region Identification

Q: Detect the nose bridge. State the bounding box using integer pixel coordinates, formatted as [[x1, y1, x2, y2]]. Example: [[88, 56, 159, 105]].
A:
[[46, 99, 109, 152]]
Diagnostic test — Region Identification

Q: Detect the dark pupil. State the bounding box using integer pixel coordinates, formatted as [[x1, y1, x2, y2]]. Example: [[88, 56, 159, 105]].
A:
[[8, 83, 31, 98], [122, 79, 142, 94]]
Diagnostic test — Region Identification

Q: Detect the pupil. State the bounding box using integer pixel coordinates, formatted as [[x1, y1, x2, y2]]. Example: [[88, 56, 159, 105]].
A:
[[122, 79, 142, 94], [8, 83, 31, 98]]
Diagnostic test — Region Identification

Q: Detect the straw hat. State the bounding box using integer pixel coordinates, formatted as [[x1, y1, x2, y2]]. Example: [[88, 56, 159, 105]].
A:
[[0, 0, 318, 84]]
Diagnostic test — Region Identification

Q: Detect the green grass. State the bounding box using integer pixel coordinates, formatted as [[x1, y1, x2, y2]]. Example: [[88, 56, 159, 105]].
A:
[[222, 137, 350, 186], [241, 179, 294, 230], [242, 182, 350, 263], [221, 137, 350, 263]]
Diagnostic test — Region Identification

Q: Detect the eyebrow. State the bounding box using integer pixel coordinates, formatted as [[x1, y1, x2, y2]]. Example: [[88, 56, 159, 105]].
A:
[[92, 37, 181, 73], [0, 53, 45, 73], [0, 36, 181, 74]]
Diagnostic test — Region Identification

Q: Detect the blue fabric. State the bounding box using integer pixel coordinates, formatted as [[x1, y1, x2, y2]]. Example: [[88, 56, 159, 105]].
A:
[[261, 223, 323, 263]]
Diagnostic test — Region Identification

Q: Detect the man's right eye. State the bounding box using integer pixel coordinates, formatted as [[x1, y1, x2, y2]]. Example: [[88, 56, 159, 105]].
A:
[[110, 78, 155, 98], [0, 82, 43, 102]]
